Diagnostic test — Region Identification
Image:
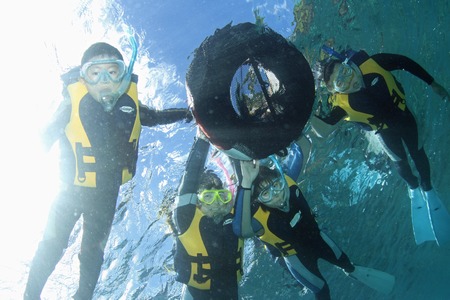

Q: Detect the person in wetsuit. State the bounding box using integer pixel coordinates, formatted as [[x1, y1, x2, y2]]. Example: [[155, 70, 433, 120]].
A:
[[24, 42, 191, 300], [233, 143, 394, 299], [312, 49, 449, 203], [172, 128, 243, 300]]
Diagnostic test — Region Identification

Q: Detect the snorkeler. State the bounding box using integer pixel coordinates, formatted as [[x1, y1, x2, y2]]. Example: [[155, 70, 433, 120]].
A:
[[24, 38, 191, 299], [233, 143, 395, 299], [172, 128, 243, 300], [312, 46, 450, 246]]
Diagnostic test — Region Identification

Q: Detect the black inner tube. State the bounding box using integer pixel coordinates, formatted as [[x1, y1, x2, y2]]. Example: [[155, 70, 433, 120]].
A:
[[186, 22, 315, 159]]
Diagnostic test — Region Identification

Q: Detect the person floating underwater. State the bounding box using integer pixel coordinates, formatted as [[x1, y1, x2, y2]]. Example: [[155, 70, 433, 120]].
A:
[[312, 45, 450, 246], [232, 143, 395, 299], [24, 37, 192, 300], [172, 128, 243, 300]]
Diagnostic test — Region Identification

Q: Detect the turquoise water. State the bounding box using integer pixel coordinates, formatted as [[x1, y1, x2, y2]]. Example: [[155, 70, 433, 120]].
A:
[[2, 1, 449, 299]]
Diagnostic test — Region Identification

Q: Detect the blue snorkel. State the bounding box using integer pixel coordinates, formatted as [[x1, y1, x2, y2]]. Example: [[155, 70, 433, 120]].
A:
[[260, 152, 285, 176], [321, 45, 357, 64], [99, 30, 138, 112], [269, 155, 284, 178], [124, 30, 138, 81], [321, 45, 346, 61], [259, 154, 290, 212]]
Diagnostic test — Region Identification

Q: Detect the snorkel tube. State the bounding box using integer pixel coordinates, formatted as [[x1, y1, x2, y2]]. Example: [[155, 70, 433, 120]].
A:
[[321, 45, 346, 61], [261, 154, 290, 212], [100, 30, 138, 112], [270, 155, 285, 179], [260, 154, 286, 179], [321, 45, 358, 65]]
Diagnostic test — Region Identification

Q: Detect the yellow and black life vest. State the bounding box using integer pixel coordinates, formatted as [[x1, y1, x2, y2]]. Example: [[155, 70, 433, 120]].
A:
[[253, 175, 298, 257], [330, 57, 406, 130], [64, 76, 141, 187], [177, 207, 243, 290]]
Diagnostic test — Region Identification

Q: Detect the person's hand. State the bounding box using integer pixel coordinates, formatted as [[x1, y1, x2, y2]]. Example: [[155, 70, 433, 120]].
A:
[[430, 81, 450, 101], [240, 160, 260, 189]]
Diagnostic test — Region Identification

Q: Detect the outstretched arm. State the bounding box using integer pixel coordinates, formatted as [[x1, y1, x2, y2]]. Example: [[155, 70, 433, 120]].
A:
[[140, 103, 193, 127], [232, 160, 264, 238], [173, 129, 209, 233], [372, 53, 434, 83], [372, 53, 449, 100], [176, 129, 209, 205]]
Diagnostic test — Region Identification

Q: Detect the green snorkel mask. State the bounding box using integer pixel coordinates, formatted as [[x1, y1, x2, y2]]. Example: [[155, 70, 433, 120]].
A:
[[97, 31, 138, 112]]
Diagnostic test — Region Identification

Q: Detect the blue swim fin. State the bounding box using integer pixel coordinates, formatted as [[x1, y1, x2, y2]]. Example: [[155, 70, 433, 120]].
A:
[[409, 188, 435, 245], [423, 189, 450, 246], [347, 265, 395, 295]]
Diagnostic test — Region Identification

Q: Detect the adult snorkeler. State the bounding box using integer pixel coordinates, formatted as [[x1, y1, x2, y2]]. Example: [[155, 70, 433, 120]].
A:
[[312, 46, 450, 246]]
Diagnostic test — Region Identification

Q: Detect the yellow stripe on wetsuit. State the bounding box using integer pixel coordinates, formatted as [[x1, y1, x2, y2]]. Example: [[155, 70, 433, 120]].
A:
[[64, 80, 141, 187], [254, 176, 298, 257], [330, 58, 406, 130]]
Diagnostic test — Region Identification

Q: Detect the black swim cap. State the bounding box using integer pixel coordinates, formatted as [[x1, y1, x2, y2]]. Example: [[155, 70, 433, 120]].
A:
[[81, 42, 124, 65]]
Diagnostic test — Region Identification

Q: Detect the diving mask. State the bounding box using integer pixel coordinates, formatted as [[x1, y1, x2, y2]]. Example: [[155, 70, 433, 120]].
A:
[[257, 154, 290, 212], [332, 62, 364, 94], [80, 31, 138, 112], [80, 59, 126, 85], [257, 177, 286, 203], [198, 189, 232, 205]]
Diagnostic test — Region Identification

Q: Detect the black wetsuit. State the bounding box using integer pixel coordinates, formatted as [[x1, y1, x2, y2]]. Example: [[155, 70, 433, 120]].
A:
[[320, 51, 434, 190], [233, 145, 354, 300], [24, 72, 190, 300]]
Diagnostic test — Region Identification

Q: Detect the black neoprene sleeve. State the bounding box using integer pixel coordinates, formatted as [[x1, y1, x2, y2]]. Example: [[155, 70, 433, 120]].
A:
[[178, 137, 210, 195]]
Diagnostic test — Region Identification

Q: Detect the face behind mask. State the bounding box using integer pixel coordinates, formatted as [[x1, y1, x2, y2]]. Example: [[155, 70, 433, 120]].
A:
[[329, 62, 365, 94]]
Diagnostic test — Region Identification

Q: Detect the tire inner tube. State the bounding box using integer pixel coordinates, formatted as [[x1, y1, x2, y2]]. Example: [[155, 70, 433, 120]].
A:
[[186, 22, 315, 159]]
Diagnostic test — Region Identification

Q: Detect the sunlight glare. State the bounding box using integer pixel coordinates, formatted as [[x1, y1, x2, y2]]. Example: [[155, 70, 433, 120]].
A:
[[0, 0, 135, 296]]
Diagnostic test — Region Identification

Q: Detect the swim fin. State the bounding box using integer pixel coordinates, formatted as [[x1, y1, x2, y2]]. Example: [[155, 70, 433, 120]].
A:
[[423, 189, 450, 246], [347, 265, 395, 295], [409, 188, 435, 245]]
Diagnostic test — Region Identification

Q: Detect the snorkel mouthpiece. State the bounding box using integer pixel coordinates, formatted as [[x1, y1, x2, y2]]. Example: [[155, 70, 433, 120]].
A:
[[99, 92, 117, 112]]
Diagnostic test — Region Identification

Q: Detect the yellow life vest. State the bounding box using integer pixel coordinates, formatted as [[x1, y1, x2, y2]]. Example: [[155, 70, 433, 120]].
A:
[[254, 176, 298, 257], [178, 207, 243, 290], [64, 78, 141, 187], [330, 58, 406, 130]]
